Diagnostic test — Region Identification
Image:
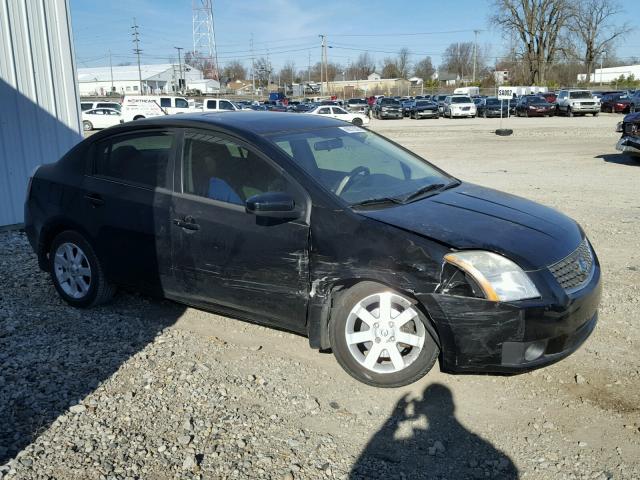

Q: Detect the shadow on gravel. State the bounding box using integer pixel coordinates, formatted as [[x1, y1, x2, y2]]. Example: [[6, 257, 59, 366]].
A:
[[349, 383, 518, 479], [596, 153, 640, 166], [0, 233, 186, 465]]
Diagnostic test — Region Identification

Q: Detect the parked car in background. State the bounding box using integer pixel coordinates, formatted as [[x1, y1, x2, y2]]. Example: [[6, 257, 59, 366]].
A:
[[346, 98, 369, 115], [25, 112, 601, 388], [477, 97, 509, 118], [306, 105, 369, 125], [515, 96, 556, 117], [409, 100, 440, 119], [556, 90, 600, 117], [202, 98, 242, 112], [434, 94, 448, 113], [600, 93, 631, 113], [616, 111, 640, 160], [81, 108, 121, 131], [626, 91, 640, 113], [292, 103, 315, 113], [538, 93, 557, 105], [401, 99, 416, 117], [373, 98, 403, 119], [443, 96, 476, 118], [81, 101, 121, 112]]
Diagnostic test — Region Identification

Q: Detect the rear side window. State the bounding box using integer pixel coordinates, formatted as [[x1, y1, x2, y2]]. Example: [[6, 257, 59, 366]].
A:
[[81, 103, 93, 111], [93, 132, 175, 188], [160, 98, 171, 108], [206, 99, 217, 109]]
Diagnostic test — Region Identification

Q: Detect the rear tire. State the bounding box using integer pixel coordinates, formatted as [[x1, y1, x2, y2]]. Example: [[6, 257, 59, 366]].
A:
[[329, 282, 439, 388], [49, 230, 116, 308], [352, 117, 363, 126]]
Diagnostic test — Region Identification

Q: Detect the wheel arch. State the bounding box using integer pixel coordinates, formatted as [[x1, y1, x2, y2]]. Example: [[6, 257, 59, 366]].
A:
[[307, 277, 442, 352], [37, 218, 96, 270]]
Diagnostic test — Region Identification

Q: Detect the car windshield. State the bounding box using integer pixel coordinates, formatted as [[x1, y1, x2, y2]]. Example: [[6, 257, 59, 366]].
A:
[[380, 99, 400, 105], [528, 97, 547, 104], [348, 99, 366, 104], [416, 101, 431, 106], [267, 127, 451, 206], [451, 97, 472, 103], [485, 98, 500, 105], [570, 91, 593, 99]]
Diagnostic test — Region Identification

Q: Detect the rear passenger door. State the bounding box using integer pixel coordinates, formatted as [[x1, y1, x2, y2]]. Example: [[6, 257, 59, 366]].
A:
[[83, 129, 177, 295], [170, 129, 310, 329]]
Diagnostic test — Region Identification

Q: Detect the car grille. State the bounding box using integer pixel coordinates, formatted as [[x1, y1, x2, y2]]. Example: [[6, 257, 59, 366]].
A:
[[580, 102, 595, 106], [548, 239, 594, 292]]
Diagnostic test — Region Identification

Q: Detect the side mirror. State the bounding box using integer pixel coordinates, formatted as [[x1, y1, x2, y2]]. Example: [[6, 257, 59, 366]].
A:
[[245, 192, 298, 219]]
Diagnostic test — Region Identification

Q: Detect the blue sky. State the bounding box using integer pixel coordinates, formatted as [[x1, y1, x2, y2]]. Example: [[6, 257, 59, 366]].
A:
[[71, 0, 639, 74]]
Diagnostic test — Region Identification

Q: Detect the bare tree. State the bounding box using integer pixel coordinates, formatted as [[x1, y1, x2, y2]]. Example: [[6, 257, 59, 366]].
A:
[[566, 0, 631, 82], [352, 52, 376, 79], [442, 42, 474, 79], [413, 57, 435, 80], [396, 48, 411, 78], [254, 57, 272, 87], [491, 0, 571, 84], [222, 61, 246, 81], [279, 60, 296, 86], [381, 57, 400, 78]]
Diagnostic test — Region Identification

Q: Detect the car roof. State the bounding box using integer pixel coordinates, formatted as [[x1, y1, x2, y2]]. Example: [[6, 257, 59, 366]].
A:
[[109, 111, 347, 135]]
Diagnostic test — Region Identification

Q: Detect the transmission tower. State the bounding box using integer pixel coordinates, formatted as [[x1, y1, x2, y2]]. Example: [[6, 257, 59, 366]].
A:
[[192, 0, 219, 80]]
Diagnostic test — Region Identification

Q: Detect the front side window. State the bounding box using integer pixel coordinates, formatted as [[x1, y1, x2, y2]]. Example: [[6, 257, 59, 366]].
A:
[[317, 107, 331, 114], [219, 100, 235, 111], [268, 127, 450, 205], [175, 98, 189, 108], [81, 103, 93, 111], [182, 131, 288, 206], [93, 132, 175, 188], [332, 107, 348, 115]]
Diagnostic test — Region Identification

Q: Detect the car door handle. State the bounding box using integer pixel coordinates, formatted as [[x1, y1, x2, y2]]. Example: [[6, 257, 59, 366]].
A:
[[173, 216, 200, 231], [84, 193, 104, 207]]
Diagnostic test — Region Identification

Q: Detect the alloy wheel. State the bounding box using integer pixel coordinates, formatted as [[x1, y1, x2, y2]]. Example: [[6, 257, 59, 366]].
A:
[[53, 242, 92, 299], [344, 292, 426, 374]]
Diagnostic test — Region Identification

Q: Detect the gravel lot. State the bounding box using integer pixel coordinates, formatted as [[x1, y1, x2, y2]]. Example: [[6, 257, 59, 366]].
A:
[[1, 113, 639, 479]]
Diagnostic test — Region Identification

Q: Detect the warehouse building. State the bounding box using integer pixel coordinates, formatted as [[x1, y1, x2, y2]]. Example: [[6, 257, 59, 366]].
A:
[[0, 0, 82, 227], [77, 63, 211, 96], [577, 64, 640, 83]]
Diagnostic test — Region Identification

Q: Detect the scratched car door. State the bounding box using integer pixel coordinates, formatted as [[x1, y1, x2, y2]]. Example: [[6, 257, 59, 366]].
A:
[[170, 128, 310, 329]]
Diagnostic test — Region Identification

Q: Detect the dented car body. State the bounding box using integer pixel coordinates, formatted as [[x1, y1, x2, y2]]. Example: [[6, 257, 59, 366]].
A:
[[25, 112, 601, 386], [616, 112, 640, 159]]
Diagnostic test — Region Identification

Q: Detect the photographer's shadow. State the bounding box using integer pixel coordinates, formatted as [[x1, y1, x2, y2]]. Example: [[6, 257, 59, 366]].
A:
[[350, 383, 519, 479]]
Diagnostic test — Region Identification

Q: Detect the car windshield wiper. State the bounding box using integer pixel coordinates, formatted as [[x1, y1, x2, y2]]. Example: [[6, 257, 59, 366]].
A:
[[401, 180, 460, 203], [349, 196, 404, 208]]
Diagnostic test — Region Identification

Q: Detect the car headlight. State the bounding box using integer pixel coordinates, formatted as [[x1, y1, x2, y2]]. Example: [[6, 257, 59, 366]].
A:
[[443, 251, 540, 302]]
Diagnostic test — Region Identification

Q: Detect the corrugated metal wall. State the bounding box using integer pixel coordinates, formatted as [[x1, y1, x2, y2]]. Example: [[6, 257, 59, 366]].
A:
[[0, 0, 82, 227]]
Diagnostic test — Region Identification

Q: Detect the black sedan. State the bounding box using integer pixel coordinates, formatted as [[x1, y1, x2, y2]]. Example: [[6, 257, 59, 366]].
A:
[[25, 112, 601, 388], [409, 100, 440, 119], [515, 96, 555, 117], [477, 97, 509, 118]]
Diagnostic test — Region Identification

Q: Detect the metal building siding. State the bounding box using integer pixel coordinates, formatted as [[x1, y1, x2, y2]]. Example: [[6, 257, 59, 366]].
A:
[[0, 0, 82, 227]]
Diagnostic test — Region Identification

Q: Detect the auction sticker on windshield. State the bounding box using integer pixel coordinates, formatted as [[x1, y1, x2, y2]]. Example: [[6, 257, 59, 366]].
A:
[[339, 126, 366, 134]]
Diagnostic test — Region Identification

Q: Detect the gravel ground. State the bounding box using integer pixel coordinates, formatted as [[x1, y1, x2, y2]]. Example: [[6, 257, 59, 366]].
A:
[[1, 113, 639, 479]]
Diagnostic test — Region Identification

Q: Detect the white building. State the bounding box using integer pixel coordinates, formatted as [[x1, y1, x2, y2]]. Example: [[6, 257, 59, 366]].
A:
[[577, 64, 640, 83], [77, 63, 208, 96]]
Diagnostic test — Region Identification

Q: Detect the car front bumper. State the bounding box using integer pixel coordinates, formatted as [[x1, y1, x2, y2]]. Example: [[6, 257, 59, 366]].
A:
[[415, 110, 439, 117], [570, 104, 600, 113], [379, 111, 402, 118], [616, 136, 640, 155], [417, 264, 602, 373], [450, 109, 475, 117]]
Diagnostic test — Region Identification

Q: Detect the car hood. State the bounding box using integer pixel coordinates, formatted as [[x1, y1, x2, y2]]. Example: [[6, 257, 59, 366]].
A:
[[623, 111, 640, 122], [359, 183, 583, 270]]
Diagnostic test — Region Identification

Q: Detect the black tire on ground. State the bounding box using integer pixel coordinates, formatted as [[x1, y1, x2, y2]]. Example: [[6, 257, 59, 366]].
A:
[[483, 110, 487, 118], [568, 107, 574, 117], [593, 111, 599, 117], [352, 117, 363, 126], [49, 230, 116, 308], [329, 282, 440, 388], [82, 121, 93, 131], [495, 128, 513, 136]]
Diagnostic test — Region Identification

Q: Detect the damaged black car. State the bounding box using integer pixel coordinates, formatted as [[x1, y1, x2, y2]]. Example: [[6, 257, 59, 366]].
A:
[[25, 112, 601, 388], [616, 111, 640, 161]]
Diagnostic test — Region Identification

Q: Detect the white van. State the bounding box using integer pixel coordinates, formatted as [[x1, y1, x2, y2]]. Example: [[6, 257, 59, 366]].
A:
[[202, 98, 241, 112], [453, 87, 480, 96], [120, 95, 199, 122], [80, 101, 121, 112]]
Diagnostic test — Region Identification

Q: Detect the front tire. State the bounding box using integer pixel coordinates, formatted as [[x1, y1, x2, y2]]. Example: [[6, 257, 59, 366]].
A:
[[82, 120, 93, 131], [329, 282, 439, 388], [49, 231, 116, 308], [352, 117, 363, 126]]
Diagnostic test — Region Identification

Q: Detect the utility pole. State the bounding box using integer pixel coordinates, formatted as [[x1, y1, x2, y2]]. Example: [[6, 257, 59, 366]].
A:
[[109, 49, 114, 94], [308, 51, 311, 84], [319, 34, 325, 95], [174, 47, 184, 93], [250, 33, 255, 99], [600, 51, 606, 86], [473, 29, 479, 83], [132, 18, 143, 94]]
